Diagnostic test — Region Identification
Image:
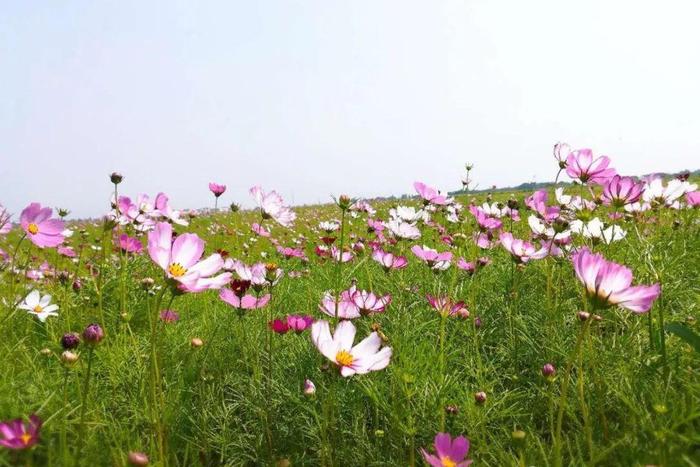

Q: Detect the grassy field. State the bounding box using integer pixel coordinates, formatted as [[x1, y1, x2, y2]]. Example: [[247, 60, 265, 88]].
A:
[[0, 168, 699, 466]]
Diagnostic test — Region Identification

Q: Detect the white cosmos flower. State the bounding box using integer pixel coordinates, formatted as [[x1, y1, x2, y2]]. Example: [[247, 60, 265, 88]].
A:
[[19, 290, 59, 322], [311, 320, 392, 377]]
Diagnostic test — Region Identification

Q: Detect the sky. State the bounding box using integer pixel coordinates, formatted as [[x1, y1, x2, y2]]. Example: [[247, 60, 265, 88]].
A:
[[1, 1, 699, 218]]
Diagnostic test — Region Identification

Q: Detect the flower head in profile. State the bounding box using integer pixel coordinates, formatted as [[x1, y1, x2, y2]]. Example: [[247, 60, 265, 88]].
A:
[[147, 222, 231, 292], [602, 175, 644, 207], [219, 284, 271, 310], [687, 191, 700, 208], [385, 218, 421, 240], [414, 181, 448, 205], [118, 234, 143, 254], [499, 232, 548, 263], [350, 289, 391, 315], [311, 320, 392, 377], [319, 287, 361, 319], [565, 148, 616, 185], [411, 245, 452, 270], [0, 414, 42, 450], [553, 142, 570, 168], [0, 204, 11, 235], [18, 291, 59, 322], [250, 186, 296, 227], [371, 249, 408, 271], [571, 248, 661, 313], [642, 175, 698, 207], [208, 182, 226, 197], [427, 294, 468, 318], [20, 203, 65, 248], [421, 432, 472, 467], [251, 222, 271, 237]]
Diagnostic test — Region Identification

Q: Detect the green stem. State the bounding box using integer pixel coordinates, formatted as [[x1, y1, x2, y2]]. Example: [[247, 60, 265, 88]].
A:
[[76, 346, 95, 464]]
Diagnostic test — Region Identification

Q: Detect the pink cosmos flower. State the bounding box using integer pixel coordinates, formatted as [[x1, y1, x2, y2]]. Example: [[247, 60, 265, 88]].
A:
[[421, 432, 472, 467], [154, 192, 188, 225], [0, 414, 42, 450], [371, 249, 408, 271], [525, 190, 561, 221], [286, 314, 314, 332], [219, 288, 271, 309], [499, 232, 548, 263], [277, 245, 308, 261], [602, 175, 644, 207], [209, 182, 226, 197], [385, 219, 421, 240], [330, 246, 354, 263], [118, 234, 143, 254], [469, 205, 503, 231], [571, 248, 661, 313], [251, 222, 271, 237], [350, 289, 391, 315], [311, 320, 392, 377], [411, 245, 452, 270], [553, 142, 571, 167], [565, 148, 617, 185], [269, 318, 290, 334], [687, 191, 700, 207], [456, 258, 475, 274], [57, 246, 77, 258], [426, 294, 468, 318], [319, 288, 361, 319], [414, 181, 448, 205], [20, 203, 65, 248], [147, 222, 231, 291], [250, 186, 296, 227]]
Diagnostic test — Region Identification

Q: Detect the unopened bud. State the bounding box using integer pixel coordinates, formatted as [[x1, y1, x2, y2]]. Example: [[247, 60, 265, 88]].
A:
[[474, 391, 487, 405], [127, 451, 149, 466], [190, 337, 204, 348], [61, 350, 79, 365], [110, 172, 124, 184]]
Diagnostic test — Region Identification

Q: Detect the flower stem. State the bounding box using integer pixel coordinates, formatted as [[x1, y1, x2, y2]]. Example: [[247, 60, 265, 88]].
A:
[[76, 346, 95, 464]]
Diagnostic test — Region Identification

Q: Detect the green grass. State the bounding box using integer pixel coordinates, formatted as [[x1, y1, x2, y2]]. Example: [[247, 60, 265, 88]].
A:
[[0, 192, 698, 466]]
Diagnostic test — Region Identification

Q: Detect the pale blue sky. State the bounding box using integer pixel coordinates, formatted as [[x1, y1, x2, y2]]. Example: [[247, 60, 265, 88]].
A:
[[2, 1, 699, 218]]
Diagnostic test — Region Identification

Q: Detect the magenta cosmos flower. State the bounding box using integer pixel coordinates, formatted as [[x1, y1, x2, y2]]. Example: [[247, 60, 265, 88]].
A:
[[427, 294, 468, 318], [571, 248, 661, 313], [414, 181, 448, 205], [311, 320, 392, 377], [687, 191, 700, 207], [602, 175, 644, 207], [250, 185, 296, 227], [20, 203, 65, 248], [147, 222, 231, 292], [0, 414, 42, 450], [499, 232, 548, 263], [208, 182, 226, 197], [421, 432, 472, 467], [219, 284, 271, 309], [565, 148, 617, 185], [118, 234, 143, 254]]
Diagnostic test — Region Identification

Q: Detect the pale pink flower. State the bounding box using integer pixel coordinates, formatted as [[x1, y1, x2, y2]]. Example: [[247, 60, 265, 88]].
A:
[[687, 191, 700, 207], [330, 246, 354, 263], [250, 186, 296, 227], [411, 245, 452, 270], [251, 222, 271, 237], [426, 294, 468, 318], [350, 289, 391, 315], [319, 288, 361, 319], [311, 320, 392, 377], [147, 222, 231, 291], [499, 232, 548, 263], [371, 249, 408, 271], [0, 205, 11, 235], [219, 289, 271, 309], [385, 219, 421, 240], [414, 181, 448, 205]]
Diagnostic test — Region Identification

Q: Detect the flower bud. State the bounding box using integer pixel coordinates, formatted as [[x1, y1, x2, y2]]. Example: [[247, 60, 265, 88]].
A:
[[110, 172, 124, 184], [303, 379, 316, 396], [127, 451, 149, 466], [577, 311, 590, 322], [40, 347, 52, 356], [444, 404, 459, 415], [141, 277, 155, 290], [61, 332, 80, 350], [474, 391, 487, 405], [82, 323, 104, 345], [159, 310, 180, 324], [72, 279, 82, 292], [61, 350, 79, 365], [474, 316, 482, 329], [541, 363, 556, 379], [337, 194, 352, 211], [512, 429, 526, 447], [190, 337, 204, 348]]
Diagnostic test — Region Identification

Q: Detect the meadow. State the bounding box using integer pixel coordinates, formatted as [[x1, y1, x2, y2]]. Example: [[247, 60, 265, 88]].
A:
[[0, 147, 699, 466]]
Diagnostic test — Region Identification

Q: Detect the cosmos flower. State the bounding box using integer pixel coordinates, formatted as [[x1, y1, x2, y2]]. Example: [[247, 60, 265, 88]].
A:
[[20, 203, 65, 248], [350, 289, 391, 315], [319, 221, 340, 233], [569, 218, 626, 244], [390, 206, 428, 223], [349, 199, 376, 216], [553, 142, 571, 167], [385, 219, 421, 240], [118, 234, 143, 254], [421, 432, 472, 467], [426, 294, 469, 318], [330, 246, 354, 263], [414, 181, 448, 205], [565, 148, 617, 185], [642, 176, 698, 207], [571, 248, 661, 313], [311, 320, 392, 377], [499, 232, 548, 263], [219, 288, 271, 309], [154, 192, 189, 226], [208, 182, 227, 197], [0, 204, 11, 235], [0, 414, 42, 450], [602, 175, 644, 207], [147, 222, 231, 291], [251, 222, 271, 237], [319, 288, 361, 319], [411, 245, 452, 270], [371, 249, 408, 271], [687, 191, 700, 207], [286, 314, 314, 332], [250, 186, 296, 227], [18, 290, 59, 322]]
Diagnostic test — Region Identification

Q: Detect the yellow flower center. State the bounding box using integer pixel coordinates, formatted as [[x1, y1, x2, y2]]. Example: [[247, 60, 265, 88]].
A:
[[441, 457, 456, 467], [335, 350, 354, 367], [168, 262, 187, 277], [33, 305, 43, 313], [20, 432, 32, 445], [27, 223, 39, 235]]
